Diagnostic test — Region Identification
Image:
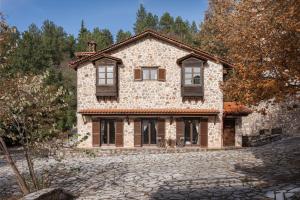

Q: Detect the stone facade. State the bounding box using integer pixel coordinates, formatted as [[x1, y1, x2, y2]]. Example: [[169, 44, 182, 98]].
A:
[[239, 100, 300, 137], [76, 37, 224, 148]]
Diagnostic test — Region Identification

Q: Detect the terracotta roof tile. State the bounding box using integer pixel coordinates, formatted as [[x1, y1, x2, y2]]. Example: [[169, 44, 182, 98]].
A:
[[74, 52, 96, 57], [224, 102, 252, 116], [79, 108, 219, 115]]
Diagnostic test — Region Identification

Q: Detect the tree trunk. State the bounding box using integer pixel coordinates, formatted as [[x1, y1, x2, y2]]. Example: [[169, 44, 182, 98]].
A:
[[24, 147, 39, 190], [0, 137, 30, 195]]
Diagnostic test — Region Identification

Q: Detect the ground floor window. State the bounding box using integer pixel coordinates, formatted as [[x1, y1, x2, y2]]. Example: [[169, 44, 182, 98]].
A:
[[101, 119, 115, 145], [142, 119, 157, 145], [184, 119, 200, 145]]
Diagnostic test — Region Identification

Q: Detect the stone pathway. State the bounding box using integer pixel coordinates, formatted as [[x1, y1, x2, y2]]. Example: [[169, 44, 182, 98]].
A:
[[0, 136, 300, 199]]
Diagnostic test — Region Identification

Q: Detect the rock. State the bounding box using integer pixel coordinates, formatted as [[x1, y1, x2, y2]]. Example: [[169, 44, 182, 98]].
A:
[[21, 188, 75, 200]]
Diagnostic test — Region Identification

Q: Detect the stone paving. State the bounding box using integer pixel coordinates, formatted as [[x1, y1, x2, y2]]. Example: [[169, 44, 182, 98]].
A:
[[0, 136, 300, 200]]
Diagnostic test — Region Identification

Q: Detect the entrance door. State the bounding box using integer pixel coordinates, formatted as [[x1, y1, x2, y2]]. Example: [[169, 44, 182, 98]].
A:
[[184, 119, 200, 145], [100, 120, 115, 145], [142, 119, 157, 145], [223, 119, 235, 146]]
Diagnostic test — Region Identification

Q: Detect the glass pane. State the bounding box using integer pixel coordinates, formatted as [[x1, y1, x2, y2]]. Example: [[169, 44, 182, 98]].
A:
[[192, 121, 199, 144], [106, 79, 113, 85], [185, 73, 192, 79], [150, 69, 157, 80], [107, 66, 114, 73], [194, 67, 201, 73], [98, 79, 106, 85], [142, 121, 149, 144], [99, 72, 105, 79], [107, 72, 113, 78], [143, 69, 149, 80], [193, 77, 201, 85], [150, 120, 157, 144], [101, 121, 108, 144], [109, 121, 115, 144], [98, 67, 105, 73], [185, 79, 193, 85], [184, 121, 191, 144], [185, 67, 192, 73]]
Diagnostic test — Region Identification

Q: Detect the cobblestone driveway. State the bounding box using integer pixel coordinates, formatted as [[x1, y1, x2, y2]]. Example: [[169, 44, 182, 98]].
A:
[[1, 136, 300, 199]]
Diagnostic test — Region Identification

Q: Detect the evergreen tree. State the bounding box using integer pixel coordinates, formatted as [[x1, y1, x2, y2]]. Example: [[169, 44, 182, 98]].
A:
[[146, 13, 159, 30], [116, 29, 132, 43], [190, 21, 198, 34], [133, 4, 148, 34], [99, 29, 113, 48], [159, 12, 174, 34], [8, 24, 50, 73], [173, 17, 193, 43], [41, 20, 68, 67], [76, 20, 91, 52]]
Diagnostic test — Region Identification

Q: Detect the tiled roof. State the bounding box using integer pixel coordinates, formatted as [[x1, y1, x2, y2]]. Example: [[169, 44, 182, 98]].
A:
[[74, 52, 96, 57], [79, 108, 219, 115], [69, 53, 122, 67], [69, 29, 234, 69], [224, 102, 252, 116]]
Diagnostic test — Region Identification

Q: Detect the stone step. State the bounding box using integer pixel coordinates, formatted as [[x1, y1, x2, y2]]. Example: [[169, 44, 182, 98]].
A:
[[69, 146, 240, 157]]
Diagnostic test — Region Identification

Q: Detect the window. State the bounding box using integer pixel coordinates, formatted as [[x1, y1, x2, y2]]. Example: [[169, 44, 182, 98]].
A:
[[142, 68, 157, 80], [142, 119, 157, 145], [100, 120, 115, 145], [184, 65, 201, 85], [98, 65, 114, 85]]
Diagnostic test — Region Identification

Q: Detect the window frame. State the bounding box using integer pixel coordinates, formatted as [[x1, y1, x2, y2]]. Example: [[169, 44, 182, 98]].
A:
[[97, 65, 115, 86], [142, 67, 158, 81], [182, 59, 203, 86]]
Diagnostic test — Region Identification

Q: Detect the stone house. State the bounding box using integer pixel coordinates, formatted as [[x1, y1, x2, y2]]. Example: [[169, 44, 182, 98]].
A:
[[69, 30, 252, 148]]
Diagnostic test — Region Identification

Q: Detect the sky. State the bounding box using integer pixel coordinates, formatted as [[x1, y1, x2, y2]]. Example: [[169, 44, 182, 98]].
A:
[[0, 0, 208, 38]]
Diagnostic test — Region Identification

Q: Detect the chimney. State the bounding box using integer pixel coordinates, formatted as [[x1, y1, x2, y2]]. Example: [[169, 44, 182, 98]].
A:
[[87, 41, 97, 52]]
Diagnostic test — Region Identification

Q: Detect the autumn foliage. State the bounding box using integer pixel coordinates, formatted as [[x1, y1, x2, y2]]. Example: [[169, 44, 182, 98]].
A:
[[199, 0, 300, 105]]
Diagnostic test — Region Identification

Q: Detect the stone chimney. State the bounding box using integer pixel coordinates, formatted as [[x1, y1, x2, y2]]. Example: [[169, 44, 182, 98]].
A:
[[87, 41, 97, 52]]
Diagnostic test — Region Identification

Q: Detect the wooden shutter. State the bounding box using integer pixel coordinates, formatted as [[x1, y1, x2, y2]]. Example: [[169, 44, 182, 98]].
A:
[[157, 119, 165, 140], [200, 118, 208, 147], [134, 119, 142, 147], [115, 120, 124, 147], [92, 120, 100, 147], [134, 68, 142, 80], [176, 119, 184, 144], [158, 68, 166, 81]]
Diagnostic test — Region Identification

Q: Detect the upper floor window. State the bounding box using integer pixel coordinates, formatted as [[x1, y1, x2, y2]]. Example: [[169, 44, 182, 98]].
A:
[[98, 65, 114, 85], [142, 67, 158, 80], [183, 59, 202, 85]]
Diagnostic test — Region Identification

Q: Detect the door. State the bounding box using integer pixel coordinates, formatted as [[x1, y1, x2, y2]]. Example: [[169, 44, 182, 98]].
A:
[[142, 119, 157, 145], [223, 119, 235, 146]]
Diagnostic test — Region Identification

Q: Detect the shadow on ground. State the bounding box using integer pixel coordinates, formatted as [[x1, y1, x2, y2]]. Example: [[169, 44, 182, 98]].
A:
[[151, 136, 300, 200]]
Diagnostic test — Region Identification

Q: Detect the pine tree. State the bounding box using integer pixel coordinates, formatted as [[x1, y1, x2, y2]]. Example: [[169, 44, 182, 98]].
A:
[[159, 12, 174, 34], [146, 13, 159, 30], [116, 29, 132, 43], [8, 24, 50, 73], [41, 20, 67, 67], [190, 21, 198, 34], [76, 20, 91, 52], [133, 4, 148, 34]]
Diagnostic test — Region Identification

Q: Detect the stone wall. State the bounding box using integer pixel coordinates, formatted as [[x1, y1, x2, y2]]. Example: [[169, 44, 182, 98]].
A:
[[76, 37, 224, 148], [239, 100, 300, 136]]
